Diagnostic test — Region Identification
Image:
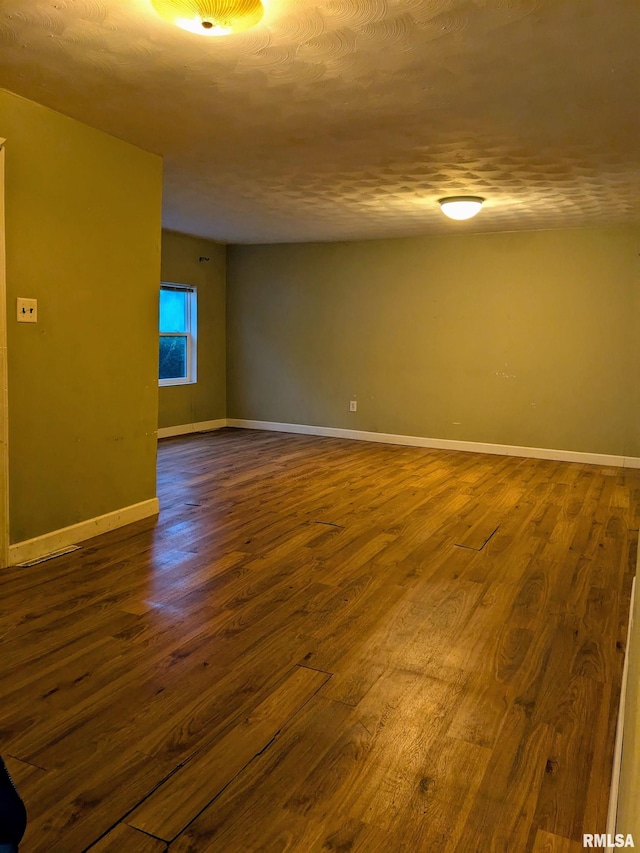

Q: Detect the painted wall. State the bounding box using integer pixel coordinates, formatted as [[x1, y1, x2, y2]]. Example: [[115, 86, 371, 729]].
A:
[[1, 89, 162, 544], [158, 230, 226, 429], [227, 225, 640, 457]]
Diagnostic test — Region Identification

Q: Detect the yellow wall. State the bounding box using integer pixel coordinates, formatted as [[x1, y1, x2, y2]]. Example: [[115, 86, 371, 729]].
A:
[[1, 89, 163, 544], [227, 226, 640, 457], [158, 230, 226, 429]]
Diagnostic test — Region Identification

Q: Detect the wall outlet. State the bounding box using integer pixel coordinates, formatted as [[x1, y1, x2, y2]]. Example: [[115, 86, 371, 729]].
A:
[[17, 297, 38, 323], [349, 400, 357, 412]]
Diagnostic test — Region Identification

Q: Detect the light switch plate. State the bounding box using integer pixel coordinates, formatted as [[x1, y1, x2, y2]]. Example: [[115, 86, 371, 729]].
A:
[[17, 297, 37, 323]]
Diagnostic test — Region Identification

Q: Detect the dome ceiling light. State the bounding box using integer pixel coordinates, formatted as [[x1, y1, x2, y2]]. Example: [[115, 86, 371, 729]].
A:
[[438, 196, 485, 220], [151, 0, 265, 37]]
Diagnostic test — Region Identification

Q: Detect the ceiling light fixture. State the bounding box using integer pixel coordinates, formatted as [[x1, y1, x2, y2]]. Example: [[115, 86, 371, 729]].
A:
[[151, 0, 264, 37], [438, 196, 485, 220]]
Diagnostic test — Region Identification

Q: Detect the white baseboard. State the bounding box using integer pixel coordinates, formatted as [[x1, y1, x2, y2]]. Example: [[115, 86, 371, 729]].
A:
[[226, 419, 640, 469], [157, 418, 226, 439], [8, 497, 159, 567]]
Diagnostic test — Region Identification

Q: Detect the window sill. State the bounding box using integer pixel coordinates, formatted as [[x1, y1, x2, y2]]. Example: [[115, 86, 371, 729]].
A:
[[159, 378, 197, 387]]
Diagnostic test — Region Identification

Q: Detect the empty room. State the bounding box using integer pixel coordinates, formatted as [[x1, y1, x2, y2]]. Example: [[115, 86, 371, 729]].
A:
[[1, 1, 639, 851]]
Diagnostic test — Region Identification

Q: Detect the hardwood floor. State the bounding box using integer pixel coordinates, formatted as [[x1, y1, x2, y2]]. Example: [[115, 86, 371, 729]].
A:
[[2, 428, 639, 852]]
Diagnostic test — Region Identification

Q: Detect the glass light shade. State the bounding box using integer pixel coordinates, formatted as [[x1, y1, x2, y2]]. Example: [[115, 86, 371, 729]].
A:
[[438, 196, 485, 220], [151, 0, 264, 36]]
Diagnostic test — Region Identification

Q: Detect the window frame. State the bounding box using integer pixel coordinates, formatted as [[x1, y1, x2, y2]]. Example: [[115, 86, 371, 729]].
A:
[[159, 282, 198, 387]]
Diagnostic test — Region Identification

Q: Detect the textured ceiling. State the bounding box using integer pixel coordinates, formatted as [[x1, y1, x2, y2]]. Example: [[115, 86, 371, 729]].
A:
[[0, 0, 639, 243]]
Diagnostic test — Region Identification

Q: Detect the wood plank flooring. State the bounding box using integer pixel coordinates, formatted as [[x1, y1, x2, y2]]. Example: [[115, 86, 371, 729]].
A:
[[2, 428, 639, 852]]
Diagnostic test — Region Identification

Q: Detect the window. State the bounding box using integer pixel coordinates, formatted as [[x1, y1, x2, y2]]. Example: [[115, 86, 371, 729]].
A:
[[159, 284, 197, 385]]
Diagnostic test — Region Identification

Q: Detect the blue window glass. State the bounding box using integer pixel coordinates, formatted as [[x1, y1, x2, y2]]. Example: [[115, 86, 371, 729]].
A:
[[160, 289, 188, 333], [159, 336, 187, 380]]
